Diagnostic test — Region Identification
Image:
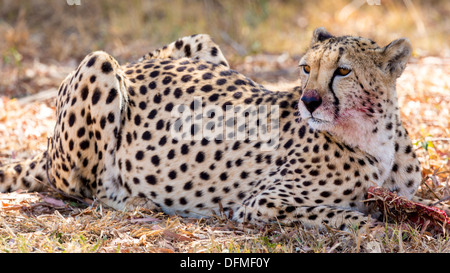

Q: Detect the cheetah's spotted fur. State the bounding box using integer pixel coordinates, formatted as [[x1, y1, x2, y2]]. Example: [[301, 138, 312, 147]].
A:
[[0, 28, 444, 230]]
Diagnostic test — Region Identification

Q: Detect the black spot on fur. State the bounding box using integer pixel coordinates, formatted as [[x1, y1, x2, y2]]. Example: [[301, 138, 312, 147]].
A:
[[184, 44, 191, 57], [91, 88, 101, 105], [101, 61, 113, 74], [145, 175, 157, 185], [68, 113, 76, 127], [211, 47, 218, 56], [86, 56, 97, 67], [81, 86, 89, 101], [106, 88, 118, 104], [201, 85, 213, 92], [13, 164, 22, 174], [175, 40, 184, 49]]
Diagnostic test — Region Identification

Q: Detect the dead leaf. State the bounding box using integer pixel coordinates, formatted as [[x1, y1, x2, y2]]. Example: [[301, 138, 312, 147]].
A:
[[162, 230, 193, 242], [151, 224, 193, 242], [42, 196, 66, 207]]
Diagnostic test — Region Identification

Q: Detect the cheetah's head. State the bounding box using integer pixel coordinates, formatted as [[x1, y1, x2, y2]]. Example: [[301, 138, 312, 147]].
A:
[[298, 27, 411, 149]]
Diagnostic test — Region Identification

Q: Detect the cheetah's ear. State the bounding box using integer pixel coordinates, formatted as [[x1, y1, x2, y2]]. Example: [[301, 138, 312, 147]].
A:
[[310, 27, 334, 46], [381, 38, 412, 79]]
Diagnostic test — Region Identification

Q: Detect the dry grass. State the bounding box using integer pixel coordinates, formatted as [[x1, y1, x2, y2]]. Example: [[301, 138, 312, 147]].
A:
[[1, 191, 449, 253], [0, 0, 449, 253]]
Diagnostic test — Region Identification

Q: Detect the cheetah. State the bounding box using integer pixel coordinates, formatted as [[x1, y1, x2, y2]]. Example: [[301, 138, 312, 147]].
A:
[[0, 28, 444, 230]]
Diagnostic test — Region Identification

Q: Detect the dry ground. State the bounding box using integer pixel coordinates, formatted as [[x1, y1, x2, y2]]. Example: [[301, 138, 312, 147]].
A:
[[0, 0, 449, 253]]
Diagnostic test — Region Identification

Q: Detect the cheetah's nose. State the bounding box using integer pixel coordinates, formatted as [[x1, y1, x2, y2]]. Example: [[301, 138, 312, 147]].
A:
[[301, 89, 322, 114]]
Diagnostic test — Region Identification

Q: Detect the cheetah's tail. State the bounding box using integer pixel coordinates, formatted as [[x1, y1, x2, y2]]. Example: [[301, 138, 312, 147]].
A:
[[0, 151, 50, 193]]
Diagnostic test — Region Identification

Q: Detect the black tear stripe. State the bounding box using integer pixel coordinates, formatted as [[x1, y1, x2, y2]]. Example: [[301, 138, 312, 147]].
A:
[[328, 72, 341, 117], [328, 53, 342, 117]]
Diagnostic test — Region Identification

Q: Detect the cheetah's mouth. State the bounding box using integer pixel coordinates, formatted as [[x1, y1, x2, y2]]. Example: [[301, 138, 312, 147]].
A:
[[310, 117, 327, 124], [306, 113, 332, 125], [298, 99, 335, 129], [306, 116, 333, 130]]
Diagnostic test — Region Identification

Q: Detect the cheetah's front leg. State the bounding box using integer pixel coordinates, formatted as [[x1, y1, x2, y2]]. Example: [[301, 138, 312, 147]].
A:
[[234, 190, 373, 231]]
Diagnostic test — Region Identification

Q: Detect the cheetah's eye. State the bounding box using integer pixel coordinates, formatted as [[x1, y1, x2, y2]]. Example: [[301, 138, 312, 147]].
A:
[[302, 65, 311, 74], [336, 67, 351, 76]]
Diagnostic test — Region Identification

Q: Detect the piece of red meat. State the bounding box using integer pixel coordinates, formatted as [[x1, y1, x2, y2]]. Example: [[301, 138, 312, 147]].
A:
[[367, 186, 450, 234]]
